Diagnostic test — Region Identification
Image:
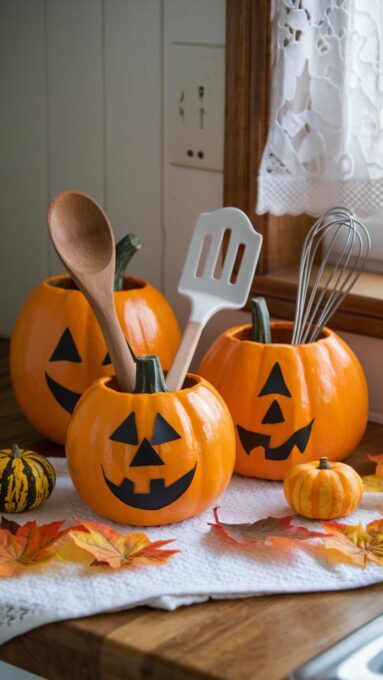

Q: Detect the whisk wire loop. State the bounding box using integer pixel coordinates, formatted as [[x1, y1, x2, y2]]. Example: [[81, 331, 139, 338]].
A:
[[299, 219, 357, 344], [292, 207, 371, 345]]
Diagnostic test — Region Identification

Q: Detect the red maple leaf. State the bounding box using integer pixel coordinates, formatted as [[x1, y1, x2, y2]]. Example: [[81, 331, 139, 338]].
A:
[[209, 507, 325, 548]]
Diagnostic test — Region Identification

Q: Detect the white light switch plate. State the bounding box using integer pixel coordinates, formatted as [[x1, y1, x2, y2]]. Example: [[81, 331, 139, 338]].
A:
[[168, 43, 225, 171]]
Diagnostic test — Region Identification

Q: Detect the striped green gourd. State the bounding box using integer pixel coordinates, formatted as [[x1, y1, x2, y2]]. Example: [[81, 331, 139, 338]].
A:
[[0, 444, 56, 512]]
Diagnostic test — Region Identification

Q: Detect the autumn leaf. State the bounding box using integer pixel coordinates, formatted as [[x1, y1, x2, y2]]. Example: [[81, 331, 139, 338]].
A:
[[0, 517, 21, 535], [362, 475, 383, 492], [368, 453, 383, 468], [0, 517, 72, 577], [68, 519, 179, 569], [320, 519, 383, 568], [209, 507, 325, 548]]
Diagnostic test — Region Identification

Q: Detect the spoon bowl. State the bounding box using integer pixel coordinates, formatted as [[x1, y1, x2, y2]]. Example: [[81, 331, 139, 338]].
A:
[[48, 191, 114, 274]]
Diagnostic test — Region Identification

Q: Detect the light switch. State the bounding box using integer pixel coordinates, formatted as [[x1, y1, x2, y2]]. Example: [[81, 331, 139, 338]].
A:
[[168, 43, 225, 171]]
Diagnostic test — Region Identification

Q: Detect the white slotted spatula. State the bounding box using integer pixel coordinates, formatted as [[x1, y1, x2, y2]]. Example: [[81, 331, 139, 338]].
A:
[[166, 207, 263, 391]]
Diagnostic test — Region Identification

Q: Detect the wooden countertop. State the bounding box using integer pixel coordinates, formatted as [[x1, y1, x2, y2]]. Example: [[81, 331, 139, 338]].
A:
[[1, 337, 383, 680]]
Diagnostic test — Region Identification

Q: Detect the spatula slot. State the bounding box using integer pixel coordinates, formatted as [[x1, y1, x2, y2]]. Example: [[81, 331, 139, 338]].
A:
[[195, 234, 212, 277], [213, 227, 232, 279], [229, 243, 246, 283]]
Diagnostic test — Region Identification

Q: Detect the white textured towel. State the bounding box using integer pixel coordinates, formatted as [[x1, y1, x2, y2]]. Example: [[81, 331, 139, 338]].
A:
[[0, 458, 382, 645]]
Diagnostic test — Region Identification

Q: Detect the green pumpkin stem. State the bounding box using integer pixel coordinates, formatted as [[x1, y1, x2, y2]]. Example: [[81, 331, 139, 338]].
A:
[[134, 355, 169, 394], [11, 444, 22, 459], [250, 297, 271, 343], [114, 233, 142, 291], [317, 457, 331, 470]]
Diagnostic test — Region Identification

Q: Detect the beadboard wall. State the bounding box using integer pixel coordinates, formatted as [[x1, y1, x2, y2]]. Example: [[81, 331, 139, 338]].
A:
[[0, 0, 164, 334], [0, 0, 382, 425], [0, 0, 225, 337]]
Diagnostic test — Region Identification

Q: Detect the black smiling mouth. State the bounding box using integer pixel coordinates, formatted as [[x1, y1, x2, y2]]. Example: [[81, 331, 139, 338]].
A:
[[237, 420, 314, 461], [102, 463, 197, 510], [45, 371, 82, 415]]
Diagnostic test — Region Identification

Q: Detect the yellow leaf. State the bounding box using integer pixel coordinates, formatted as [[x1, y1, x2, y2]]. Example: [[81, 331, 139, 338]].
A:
[[363, 474, 383, 492], [68, 519, 179, 569], [320, 519, 383, 568]]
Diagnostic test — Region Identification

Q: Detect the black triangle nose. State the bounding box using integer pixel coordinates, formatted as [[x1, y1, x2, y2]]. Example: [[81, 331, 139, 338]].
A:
[[261, 399, 285, 424], [129, 438, 165, 467]]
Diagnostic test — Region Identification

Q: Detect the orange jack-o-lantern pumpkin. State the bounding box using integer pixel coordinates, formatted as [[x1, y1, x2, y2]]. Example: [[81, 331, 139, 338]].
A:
[[10, 236, 181, 445], [198, 316, 368, 481], [66, 355, 236, 525]]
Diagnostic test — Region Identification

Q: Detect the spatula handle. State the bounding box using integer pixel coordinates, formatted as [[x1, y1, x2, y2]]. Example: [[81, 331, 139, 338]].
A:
[[166, 321, 203, 391]]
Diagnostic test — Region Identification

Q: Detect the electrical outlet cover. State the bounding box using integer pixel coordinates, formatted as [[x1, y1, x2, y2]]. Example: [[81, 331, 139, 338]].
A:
[[168, 43, 225, 171]]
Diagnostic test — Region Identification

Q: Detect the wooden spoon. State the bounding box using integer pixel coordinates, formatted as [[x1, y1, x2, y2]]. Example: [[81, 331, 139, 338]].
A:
[[48, 191, 136, 393]]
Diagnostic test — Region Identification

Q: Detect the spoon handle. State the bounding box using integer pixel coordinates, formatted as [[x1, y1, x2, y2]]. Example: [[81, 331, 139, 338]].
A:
[[90, 293, 136, 393]]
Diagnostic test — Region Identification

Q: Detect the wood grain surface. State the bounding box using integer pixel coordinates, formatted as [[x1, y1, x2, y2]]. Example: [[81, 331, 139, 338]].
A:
[[1, 337, 383, 680]]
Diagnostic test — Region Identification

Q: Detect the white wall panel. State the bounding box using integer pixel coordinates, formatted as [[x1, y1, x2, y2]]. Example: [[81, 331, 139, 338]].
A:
[[0, 0, 48, 335], [165, 0, 225, 45], [46, 0, 105, 274], [104, 0, 162, 288]]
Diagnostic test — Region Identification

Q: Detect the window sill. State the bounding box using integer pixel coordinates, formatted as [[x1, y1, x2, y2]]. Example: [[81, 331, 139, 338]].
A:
[[250, 267, 383, 338]]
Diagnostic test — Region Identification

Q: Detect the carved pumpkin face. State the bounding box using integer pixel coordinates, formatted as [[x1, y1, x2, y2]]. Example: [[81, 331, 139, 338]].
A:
[[66, 370, 236, 526], [103, 410, 197, 510], [199, 322, 368, 480], [236, 361, 314, 463], [10, 275, 181, 445], [44, 327, 111, 415]]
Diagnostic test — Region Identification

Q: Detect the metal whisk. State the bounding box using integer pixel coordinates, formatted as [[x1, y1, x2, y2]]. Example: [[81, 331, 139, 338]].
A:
[[291, 207, 371, 345]]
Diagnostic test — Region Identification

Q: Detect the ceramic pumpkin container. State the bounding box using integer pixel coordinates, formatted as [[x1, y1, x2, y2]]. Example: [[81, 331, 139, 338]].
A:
[[198, 316, 368, 481], [66, 355, 236, 526], [10, 236, 181, 445]]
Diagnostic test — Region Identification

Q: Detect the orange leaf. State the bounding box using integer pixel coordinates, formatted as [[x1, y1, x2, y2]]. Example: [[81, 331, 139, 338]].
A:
[[209, 507, 325, 548], [0, 517, 72, 577], [68, 519, 179, 569], [320, 519, 383, 568]]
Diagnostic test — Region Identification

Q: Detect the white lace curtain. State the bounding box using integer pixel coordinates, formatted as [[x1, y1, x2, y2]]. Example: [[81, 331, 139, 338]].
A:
[[256, 0, 383, 218]]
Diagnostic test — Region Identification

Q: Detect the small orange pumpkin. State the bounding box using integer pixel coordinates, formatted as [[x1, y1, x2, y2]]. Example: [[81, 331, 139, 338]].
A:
[[199, 309, 368, 481], [10, 237, 181, 445], [66, 355, 236, 526], [283, 457, 363, 519]]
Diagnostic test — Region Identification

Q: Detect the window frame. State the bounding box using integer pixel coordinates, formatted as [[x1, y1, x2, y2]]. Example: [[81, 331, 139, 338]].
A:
[[223, 0, 383, 339]]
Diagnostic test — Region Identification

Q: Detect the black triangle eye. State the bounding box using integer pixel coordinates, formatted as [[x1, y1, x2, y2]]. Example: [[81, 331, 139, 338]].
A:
[[110, 412, 138, 444], [152, 414, 181, 445], [258, 362, 291, 397], [49, 328, 82, 362]]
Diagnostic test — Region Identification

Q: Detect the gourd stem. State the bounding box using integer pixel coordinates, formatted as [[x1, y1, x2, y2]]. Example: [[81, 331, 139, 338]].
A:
[[250, 297, 271, 343], [134, 355, 169, 394], [114, 233, 142, 291], [11, 444, 21, 458], [318, 457, 331, 470]]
